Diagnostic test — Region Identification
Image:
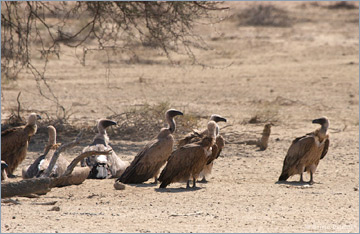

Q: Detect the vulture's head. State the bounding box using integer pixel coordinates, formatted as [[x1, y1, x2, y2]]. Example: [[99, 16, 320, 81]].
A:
[[166, 109, 184, 119], [97, 119, 117, 134], [210, 114, 227, 123], [312, 117, 330, 128], [28, 113, 42, 125]]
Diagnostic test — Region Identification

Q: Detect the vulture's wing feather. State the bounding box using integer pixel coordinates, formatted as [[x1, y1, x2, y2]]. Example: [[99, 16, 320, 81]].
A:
[[279, 135, 315, 181], [320, 138, 329, 159]]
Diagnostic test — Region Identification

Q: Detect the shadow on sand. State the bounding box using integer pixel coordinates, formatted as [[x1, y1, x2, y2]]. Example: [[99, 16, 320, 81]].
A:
[[275, 180, 312, 187], [155, 186, 202, 193]]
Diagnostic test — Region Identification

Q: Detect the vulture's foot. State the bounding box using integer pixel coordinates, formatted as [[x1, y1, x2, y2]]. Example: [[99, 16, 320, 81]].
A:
[[198, 177, 208, 183]]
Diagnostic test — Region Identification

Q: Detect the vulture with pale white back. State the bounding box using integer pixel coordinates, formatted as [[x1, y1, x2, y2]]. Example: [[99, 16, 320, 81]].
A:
[[81, 119, 129, 179]]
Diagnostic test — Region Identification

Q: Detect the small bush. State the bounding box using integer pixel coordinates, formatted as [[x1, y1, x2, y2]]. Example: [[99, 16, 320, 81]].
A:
[[237, 4, 292, 27]]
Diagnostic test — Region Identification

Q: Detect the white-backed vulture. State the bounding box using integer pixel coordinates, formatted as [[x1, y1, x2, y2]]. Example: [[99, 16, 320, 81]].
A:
[[82, 119, 129, 179], [159, 121, 217, 189], [178, 114, 227, 182], [117, 109, 183, 184], [1, 161, 8, 181], [22, 125, 67, 179], [278, 117, 330, 184], [1, 113, 41, 177]]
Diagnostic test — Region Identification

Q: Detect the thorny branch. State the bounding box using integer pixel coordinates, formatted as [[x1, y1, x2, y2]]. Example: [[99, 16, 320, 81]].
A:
[[2, 2, 226, 121]]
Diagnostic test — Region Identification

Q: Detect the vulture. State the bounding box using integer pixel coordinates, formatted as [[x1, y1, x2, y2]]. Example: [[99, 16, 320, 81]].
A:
[[117, 109, 183, 184], [1, 161, 8, 181], [1, 112, 41, 177], [178, 114, 227, 182], [22, 125, 67, 178], [81, 119, 129, 179], [159, 121, 217, 189], [278, 117, 330, 184]]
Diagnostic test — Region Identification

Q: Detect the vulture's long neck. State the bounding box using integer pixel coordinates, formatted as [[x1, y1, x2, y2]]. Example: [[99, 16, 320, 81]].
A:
[[167, 115, 176, 134], [317, 123, 328, 141]]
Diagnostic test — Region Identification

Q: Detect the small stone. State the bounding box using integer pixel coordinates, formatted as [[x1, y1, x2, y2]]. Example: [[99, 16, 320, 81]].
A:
[[12, 216, 16, 219], [114, 181, 126, 190], [354, 187, 359, 191], [48, 206, 60, 211]]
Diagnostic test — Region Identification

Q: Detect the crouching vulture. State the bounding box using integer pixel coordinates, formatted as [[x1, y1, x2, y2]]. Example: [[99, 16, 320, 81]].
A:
[[1, 113, 41, 177], [117, 109, 183, 184], [278, 117, 330, 185], [159, 120, 217, 189], [82, 119, 129, 179]]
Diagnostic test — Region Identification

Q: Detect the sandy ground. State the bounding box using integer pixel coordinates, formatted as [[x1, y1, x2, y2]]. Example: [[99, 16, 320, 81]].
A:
[[1, 2, 359, 233]]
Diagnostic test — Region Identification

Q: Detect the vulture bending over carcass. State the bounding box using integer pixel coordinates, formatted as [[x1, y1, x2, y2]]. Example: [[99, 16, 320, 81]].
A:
[[22, 125, 67, 178], [82, 119, 129, 179]]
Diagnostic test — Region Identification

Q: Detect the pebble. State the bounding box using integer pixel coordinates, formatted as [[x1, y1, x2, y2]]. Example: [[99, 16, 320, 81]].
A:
[[114, 181, 126, 190]]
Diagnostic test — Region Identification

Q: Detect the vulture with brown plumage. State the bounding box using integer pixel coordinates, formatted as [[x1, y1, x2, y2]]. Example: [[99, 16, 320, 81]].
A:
[[117, 109, 183, 184], [278, 117, 330, 184], [178, 114, 227, 182], [81, 119, 129, 179], [159, 121, 217, 189], [22, 125, 67, 178], [1, 113, 41, 177]]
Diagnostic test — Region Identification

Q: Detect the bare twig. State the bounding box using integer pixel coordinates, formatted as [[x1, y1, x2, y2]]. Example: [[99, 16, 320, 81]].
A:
[[16, 91, 22, 120]]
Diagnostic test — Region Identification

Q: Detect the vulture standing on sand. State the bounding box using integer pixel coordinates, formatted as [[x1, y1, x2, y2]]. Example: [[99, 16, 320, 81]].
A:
[[278, 117, 330, 184], [1, 112, 41, 177], [81, 119, 129, 179], [117, 109, 183, 184], [159, 121, 217, 189], [22, 125, 67, 178], [178, 114, 227, 182]]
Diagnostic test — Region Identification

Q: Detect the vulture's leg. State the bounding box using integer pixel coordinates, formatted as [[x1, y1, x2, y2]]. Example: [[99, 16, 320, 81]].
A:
[[199, 176, 207, 183], [152, 177, 158, 184], [192, 177, 197, 188], [186, 180, 191, 189], [309, 171, 315, 185], [299, 172, 304, 183]]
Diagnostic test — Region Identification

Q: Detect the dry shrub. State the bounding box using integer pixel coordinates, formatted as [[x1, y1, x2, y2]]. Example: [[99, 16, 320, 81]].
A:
[[327, 1, 358, 10], [108, 102, 201, 141], [247, 101, 280, 124], [237, 4, 292, 27]]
